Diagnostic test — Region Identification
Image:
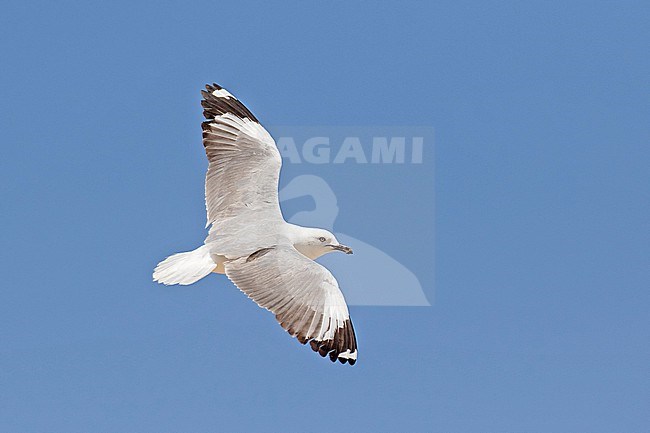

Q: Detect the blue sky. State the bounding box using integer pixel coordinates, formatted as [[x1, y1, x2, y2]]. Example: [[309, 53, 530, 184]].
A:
[[1, 1, 649, 432]]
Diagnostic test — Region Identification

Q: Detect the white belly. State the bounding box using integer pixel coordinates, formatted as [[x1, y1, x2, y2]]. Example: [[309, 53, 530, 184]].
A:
[[210, 253, 227, 274]]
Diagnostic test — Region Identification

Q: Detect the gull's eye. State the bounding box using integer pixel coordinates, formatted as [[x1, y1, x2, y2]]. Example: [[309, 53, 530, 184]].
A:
[[318, 236, 326, 242]]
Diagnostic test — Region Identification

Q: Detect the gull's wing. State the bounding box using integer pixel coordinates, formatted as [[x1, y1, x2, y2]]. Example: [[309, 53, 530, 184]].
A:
[[201, 84, 284, 255], [224, 245, 358, 365]]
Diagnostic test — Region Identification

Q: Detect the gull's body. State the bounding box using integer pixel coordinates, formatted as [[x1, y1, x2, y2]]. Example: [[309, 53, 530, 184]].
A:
[[153, 84, 357, 365]]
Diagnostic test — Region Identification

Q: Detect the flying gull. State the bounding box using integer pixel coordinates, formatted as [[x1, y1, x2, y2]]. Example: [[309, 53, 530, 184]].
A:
[[153, 84, 358, 365]]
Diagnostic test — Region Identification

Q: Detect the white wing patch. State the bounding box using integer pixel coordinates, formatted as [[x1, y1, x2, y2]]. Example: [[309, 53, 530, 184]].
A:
[[212, 88, 234, 98]]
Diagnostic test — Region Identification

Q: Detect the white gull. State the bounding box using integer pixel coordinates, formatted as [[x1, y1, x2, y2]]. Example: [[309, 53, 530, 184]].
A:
[[153, 84, 357, 365]]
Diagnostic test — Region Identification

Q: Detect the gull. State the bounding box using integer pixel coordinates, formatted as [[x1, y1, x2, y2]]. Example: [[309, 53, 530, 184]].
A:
[[153, 84, 358, 365]]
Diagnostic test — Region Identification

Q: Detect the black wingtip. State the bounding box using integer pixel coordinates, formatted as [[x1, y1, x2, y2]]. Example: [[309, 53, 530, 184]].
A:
[[200, 82, 259, 123], [205, 83, 223, 92], [305, 319, 358, 366]]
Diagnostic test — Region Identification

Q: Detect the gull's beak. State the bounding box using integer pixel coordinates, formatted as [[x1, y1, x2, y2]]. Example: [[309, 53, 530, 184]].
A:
[[328, 244, 353, 254]]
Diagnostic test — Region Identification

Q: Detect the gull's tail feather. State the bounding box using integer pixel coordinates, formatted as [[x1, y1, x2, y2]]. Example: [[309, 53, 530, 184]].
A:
[[153, 245, 215, 286]]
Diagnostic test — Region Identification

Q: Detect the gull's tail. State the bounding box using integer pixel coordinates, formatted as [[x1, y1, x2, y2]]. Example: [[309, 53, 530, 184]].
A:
[[153, 245, 216, 286]]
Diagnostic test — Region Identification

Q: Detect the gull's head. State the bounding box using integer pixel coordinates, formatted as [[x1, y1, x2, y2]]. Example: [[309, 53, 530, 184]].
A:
[[291, 227, 353, 260]]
